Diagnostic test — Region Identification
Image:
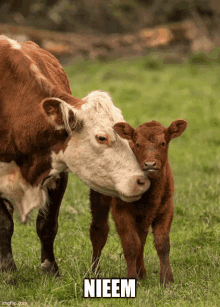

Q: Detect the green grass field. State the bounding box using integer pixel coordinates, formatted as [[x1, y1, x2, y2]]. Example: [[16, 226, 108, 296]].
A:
[[1, 55, 220, 306]]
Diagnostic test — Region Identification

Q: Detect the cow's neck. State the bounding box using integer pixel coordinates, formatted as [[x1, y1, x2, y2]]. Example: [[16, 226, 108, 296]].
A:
[[0, 147, 69, 223], [0, 129, 70, 186]]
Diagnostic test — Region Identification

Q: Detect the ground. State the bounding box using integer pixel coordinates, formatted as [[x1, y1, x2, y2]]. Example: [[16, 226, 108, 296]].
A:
[[0, 56, 220, 306]]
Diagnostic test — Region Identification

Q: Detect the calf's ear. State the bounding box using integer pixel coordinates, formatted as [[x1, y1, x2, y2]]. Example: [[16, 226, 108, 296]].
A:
[[114, 122, 135, 140], [168, 119, 187, 140], [41, 97, 82, 134]]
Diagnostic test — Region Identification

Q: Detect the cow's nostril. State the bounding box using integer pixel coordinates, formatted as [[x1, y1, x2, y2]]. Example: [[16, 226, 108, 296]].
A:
[[144, 161, 156, 167], [133, 175, 151, 194], [137, 178, 146, 186]]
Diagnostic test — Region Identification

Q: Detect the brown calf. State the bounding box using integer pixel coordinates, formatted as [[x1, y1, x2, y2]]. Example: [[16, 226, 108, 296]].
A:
[[90, 119, 187, 286]]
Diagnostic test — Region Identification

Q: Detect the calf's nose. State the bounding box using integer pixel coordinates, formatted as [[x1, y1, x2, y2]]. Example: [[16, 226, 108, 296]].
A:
[[144, 161, 156, 168]]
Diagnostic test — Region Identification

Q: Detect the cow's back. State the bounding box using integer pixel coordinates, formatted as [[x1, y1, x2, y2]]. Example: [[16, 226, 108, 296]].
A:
[[0, 37, 71, 97], [0, 36, 73, 156]]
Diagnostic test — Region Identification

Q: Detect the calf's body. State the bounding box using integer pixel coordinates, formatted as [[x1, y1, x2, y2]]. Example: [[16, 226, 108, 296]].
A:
[[90, 119, 187, 286]]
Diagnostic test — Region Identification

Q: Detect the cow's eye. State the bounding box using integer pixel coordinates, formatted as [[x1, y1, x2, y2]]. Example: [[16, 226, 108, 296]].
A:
[[161, 142, 165, 146], [136, 143, 140, 148], [98, 136, 107, 142], [96, 135, 108, 144]]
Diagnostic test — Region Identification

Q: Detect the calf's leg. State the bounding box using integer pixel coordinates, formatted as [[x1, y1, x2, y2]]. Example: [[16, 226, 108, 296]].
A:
[[90, 190, 111, 274], [111, 204, 141, 279], [36, 173, 68, 275], [152, 206, 174, 286], [135, 218, 150, 279], [0, 199, 17, 272]]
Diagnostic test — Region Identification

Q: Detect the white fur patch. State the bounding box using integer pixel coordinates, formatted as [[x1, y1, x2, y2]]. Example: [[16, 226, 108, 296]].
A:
[[50, 150, 68, 173], [0, 161, 51, 223], [42, 175, 59, 190], [3, 36, 22, 49], [30, 63, 48, 86], [81, 91, 124, 124], [53, 98, 74, 134], [43, 97, 81, 133], [25, 54, 33, 61]]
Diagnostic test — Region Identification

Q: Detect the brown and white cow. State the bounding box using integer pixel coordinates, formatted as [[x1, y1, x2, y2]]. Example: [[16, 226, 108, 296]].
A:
[[0, 35, 150, 273]]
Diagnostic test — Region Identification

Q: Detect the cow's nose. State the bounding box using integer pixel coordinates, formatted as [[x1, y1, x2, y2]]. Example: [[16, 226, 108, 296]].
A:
[[137, 177, 147, 185], [144, 161, 156, 168], [135, 175, 151, 192]]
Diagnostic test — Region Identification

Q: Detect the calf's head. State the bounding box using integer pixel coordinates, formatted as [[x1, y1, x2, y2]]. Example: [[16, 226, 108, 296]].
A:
[[114, 120, 187, 178], [41, 91, 150, 202]]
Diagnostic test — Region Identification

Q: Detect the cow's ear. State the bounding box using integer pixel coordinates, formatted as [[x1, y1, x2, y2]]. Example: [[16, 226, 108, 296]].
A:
[[41, 97, 83, 134], [114, 122, 135, 140], [168, 119, 187, 140]]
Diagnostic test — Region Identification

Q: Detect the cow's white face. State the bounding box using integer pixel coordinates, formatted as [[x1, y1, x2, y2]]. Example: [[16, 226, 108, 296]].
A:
[[42, 91, 150, 202]]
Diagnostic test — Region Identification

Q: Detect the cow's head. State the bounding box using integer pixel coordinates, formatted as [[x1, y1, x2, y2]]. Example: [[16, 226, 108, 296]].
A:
[[41, 91, 150, 202], [114, 119, 187, 178]]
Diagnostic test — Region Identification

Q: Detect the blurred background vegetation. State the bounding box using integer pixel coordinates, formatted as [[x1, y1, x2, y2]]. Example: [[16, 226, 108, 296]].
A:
[[0, 0, 219, 35], [1, 3, 220, 305], [0, 1, 220, 64]]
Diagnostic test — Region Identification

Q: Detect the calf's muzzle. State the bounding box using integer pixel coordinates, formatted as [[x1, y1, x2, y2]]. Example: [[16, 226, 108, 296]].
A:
[[143, 161, 159, 176], [144, 161, 157, 168]]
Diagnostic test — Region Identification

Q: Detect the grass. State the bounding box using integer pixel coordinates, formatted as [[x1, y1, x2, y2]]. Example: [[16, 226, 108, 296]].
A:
[[1, 55, 220, 306]]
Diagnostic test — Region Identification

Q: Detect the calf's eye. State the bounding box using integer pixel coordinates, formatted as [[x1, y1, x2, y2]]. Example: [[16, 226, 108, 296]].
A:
[[161, 142, 165, 146], [136, 143, 140, 148]]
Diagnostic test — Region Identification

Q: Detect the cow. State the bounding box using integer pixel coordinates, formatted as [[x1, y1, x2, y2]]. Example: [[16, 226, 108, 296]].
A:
[[90, 119, 187, 286], [0, 35, 151, 274]]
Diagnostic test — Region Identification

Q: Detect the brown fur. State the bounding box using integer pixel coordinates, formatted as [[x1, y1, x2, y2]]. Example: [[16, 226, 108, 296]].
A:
[[0, 36, 84, 184], [90, 119, 187, 286], [0, 36, 84, 273]]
